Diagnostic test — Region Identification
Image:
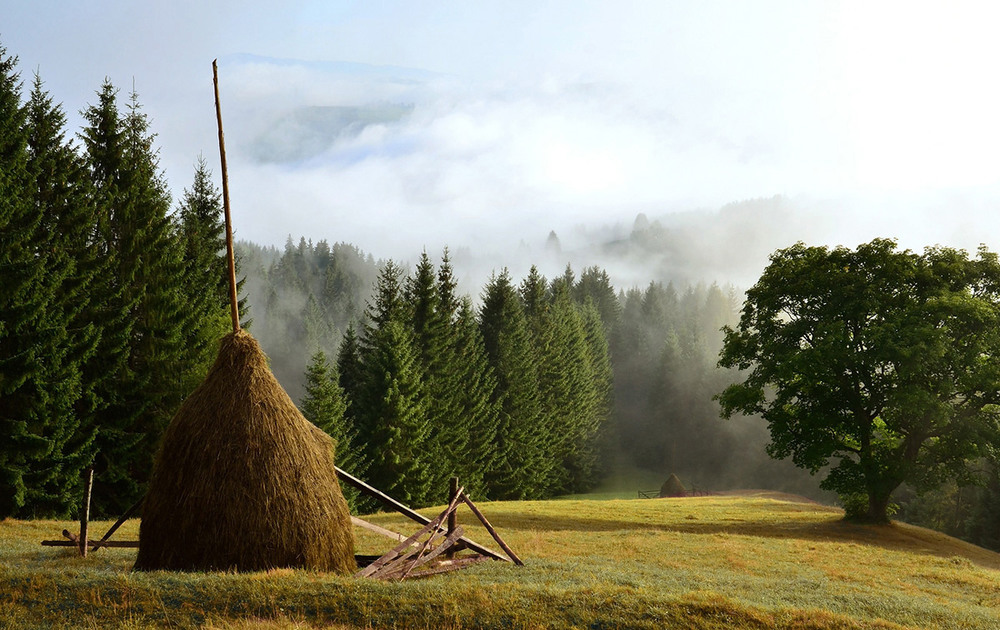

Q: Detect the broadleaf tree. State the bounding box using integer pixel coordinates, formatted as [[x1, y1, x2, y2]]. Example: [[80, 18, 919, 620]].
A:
[[717, 239, 1000, 522]]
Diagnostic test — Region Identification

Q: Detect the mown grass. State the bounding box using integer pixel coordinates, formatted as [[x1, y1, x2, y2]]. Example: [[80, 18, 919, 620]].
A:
[[2, 494, 998, 629]]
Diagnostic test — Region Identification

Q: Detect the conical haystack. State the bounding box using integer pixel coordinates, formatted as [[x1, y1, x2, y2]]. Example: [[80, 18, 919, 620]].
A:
[[659, 473, 687, 498], [135, 330, 355, 572]]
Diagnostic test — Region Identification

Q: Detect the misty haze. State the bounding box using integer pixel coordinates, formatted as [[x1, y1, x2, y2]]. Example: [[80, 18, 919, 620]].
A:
[[4, 2, 1000, 628]]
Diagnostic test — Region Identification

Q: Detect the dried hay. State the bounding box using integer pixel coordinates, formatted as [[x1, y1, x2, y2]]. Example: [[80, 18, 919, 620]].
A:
[[659, 473, 687, 498], [134, 330, 355, 573]]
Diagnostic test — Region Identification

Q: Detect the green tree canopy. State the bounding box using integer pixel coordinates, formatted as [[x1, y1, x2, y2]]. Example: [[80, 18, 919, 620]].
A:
[[301, 350, 365, 512], [717, 239, 1000, 522]]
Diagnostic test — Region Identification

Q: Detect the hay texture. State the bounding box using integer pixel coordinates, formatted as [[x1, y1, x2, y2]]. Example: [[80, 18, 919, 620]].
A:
[[659, 473, 687, 498], [135, 330, 355, 573]]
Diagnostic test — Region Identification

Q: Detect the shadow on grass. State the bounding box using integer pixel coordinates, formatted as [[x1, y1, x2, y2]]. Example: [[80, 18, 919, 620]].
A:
[[492, 509, 1000, 571]]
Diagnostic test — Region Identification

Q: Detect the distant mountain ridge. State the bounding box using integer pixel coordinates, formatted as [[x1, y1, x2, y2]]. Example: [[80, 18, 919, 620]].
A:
[[220, 53, 447, 83]]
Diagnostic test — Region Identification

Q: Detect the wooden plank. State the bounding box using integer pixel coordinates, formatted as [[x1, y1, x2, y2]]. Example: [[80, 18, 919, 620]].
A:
[[447, 476, 459, 559], [91, 496, 143, 553], [399, 554, 491, 579], [359, 490, 464, 580], [396, 526, 466, 580], [42, 540, 139, 548], [355, 515, 442, 578], [336, 466, 509, 563], [461, 495, 524, 566], [351, 516, 418, 547], [369, 491, 465, 580], [369, 525, 465, 581]]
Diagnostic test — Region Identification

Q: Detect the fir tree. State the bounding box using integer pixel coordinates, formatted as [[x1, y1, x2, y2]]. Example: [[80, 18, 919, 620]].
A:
[[0, 45, 59, 517], [354, 261, 434, 505], [356, 320, 432, 507], [536, 281, 595, 494], [301, 350, 365, 512], [20, 72, 102, 516], [403, 251, 456, 502], [479, 270, 549, 499], [176, 157, 237, 389], [450, 298, 499, 497], [79, 82, 189, 514]]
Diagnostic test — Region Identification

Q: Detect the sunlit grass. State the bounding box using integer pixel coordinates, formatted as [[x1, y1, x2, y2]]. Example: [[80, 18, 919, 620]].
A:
[[2, 495, 998, 628]]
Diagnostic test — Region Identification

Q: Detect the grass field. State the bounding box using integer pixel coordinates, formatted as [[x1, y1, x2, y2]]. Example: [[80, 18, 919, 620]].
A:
[[2, 493, 998, 629]]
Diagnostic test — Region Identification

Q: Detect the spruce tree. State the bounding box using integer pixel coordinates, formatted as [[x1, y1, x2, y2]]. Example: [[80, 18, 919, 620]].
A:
[[176, 157, 243, 388], [355, 261, 434, 505], [435, 252, 495, 496], [537, 281, 595, 494], [479, 270, 549, 499], [301, 350, 365, 512], [576, 298, 614, 490], [403, 251, 457, 502], [75, 79, 137, 515], [20, 72, 102, 516], [519, 265, 550, 336], [337, 325, 364, 424], [0, 46, 61, 517], [575, 266, 621, 332], [450, 298, 499, 497], [79, 82, 189, 514], [356, 320, 432, 507]]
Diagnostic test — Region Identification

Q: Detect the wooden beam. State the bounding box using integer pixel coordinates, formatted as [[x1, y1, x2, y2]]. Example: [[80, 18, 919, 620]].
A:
[[42, 540, 139, 548], [336, 466, 510, 563], [388, 488, 464, 580], [400, 554, 491, 579], [355, 513, 446, 578], [447, 476, 459, 559], [79, 467, 93, 557], [90, 496, 143, 553], [358, 490, 464, 579], [461, 495, 524, 566], [351, 516, 418, 547], [212, 59, 241, 333], [336, 467, 437, 527], [396, 526, 465, 580]]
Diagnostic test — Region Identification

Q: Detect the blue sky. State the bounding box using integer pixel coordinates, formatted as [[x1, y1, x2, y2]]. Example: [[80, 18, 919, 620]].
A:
[[5, 1, 1000, 285]]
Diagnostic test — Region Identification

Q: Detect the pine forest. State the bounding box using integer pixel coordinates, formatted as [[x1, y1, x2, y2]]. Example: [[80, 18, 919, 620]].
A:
[[2, 41, 999, 555]]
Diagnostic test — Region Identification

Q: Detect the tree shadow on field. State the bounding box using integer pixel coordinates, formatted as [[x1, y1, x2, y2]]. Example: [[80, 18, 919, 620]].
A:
[[496, 505, 1000, 571]]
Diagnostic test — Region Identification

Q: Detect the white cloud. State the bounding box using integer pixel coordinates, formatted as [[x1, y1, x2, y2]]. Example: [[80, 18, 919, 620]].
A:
[[8, 0, 1000, 288]]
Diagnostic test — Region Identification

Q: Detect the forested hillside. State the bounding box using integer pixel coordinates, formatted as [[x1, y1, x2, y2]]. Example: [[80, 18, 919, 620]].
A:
[[2, 38, 998, 552], [236, 237, 824, 504], [0, 46, 236, 518]]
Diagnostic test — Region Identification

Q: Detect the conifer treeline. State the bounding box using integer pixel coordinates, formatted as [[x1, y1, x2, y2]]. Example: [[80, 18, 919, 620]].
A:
[[298, 254, 616, 507], [0, 46, 237, 518]]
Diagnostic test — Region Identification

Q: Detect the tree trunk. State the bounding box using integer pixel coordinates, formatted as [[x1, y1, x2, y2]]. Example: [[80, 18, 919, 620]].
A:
[[867, 488, 893, 524]]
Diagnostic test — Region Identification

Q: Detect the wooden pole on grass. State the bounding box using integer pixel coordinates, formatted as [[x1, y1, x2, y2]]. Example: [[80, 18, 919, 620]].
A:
[[447, 476, 459, 559], [79, 466, 94, 557], [212, 59, 241, 333]]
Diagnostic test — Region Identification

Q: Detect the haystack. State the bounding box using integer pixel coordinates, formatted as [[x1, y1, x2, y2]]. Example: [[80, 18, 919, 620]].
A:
[[659, 473, 687, 498], [134, 330, 355, 573]]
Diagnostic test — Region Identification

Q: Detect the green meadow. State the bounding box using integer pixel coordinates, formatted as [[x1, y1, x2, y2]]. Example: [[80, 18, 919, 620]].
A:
[[2, 494, 998, 629]]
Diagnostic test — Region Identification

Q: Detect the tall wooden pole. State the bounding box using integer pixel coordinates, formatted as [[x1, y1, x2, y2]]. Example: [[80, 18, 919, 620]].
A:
[[447, 476, 459, 559], [212, 59, 241, 333], [79, 466, 94, 557]]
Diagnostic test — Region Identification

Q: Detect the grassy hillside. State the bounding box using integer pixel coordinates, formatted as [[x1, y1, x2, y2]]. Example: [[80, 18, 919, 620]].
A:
[[1, 494, 998, 629]]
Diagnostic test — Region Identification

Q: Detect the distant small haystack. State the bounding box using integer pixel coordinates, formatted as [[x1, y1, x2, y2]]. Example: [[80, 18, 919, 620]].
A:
[[659, 473, 687, 498], [135, 330, 355, 573]]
